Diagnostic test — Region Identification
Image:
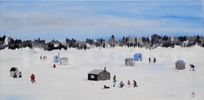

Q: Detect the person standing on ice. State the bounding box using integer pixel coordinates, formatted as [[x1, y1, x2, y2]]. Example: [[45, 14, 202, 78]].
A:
[[190, 64, 195, 71], [133, 80, 138, 87], [119, 81, 125, 88], [127, 80, 131, 87], [18, 71, 22, 78], [153, 58, 156, 63], [149, 57, 151, 63], [191, 91, 195, 98], [30, 73, 36, 84], [53, 64, 56, 68], [113, 75, 117, 87]]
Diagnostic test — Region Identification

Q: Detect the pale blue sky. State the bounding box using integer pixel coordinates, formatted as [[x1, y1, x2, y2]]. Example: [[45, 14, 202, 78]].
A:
[[0, 0, 204, 40]]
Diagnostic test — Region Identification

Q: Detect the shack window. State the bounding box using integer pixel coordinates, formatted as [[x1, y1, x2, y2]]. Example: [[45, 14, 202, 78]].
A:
[[91, 75, 95, 79]]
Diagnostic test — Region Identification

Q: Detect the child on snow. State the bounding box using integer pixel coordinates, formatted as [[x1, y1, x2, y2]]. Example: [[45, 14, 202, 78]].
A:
[[120, 81, 125, 88], [190, 64, 195, 71], [127, 80, 131, 87], [133, 80, 138, 87]]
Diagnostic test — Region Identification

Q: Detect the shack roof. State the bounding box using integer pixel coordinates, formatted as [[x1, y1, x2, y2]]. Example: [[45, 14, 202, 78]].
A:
[[88, 69, 105, 75]]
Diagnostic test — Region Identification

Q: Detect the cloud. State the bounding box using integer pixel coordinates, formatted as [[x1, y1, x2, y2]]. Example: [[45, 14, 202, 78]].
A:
[[0, 0, 204, 40], [202, 0, 204, 17]]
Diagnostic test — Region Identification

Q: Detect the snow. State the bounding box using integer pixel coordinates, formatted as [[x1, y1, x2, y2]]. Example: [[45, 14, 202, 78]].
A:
[[0, 46, 204, 100]]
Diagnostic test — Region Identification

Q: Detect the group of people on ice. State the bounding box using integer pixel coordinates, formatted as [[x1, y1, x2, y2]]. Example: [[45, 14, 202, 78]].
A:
[[149, 57, 156, 63], [104, 75, 138, 89], [40, 55, 47, 60], [118, 80, 138, 88]]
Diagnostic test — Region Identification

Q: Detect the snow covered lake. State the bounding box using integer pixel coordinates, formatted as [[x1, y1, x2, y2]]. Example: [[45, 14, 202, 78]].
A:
[[0, 46, 204, 100]]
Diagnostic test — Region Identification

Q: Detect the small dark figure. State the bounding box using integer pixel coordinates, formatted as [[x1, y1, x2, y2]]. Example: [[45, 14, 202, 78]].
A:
[[120, 81, 125, 88], [127, 80, 131, 87], [190, 64, 195, 71], [149, 57, 151, 63], [113, 75, 117, 87], [133, 80, 138, 87], [53, 64, 56, 68], [30, 73, 36, 84], [40, 56, 42, 60], [19, 71, 22, 78], [191, 91, 195, 98], [104, 85, 110, 89], [153, 58, 156, 63]]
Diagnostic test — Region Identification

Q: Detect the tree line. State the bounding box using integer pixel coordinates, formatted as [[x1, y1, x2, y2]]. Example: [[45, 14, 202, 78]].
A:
[[0, 34, 204, 50]]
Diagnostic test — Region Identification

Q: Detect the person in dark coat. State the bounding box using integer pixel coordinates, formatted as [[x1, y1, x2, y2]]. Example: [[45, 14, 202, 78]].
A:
[[18, 71, 22, 78], [30, 73, 36, 84], [153, 58, 156, 63], [113, 75, 117, 87], [133, 80, 138, 87], [190, 64, 195, 71], [120, 81, 125, 88], [149, 57, 151, 63], [104, 85, 110, 89], [53, 64, 56, 68]]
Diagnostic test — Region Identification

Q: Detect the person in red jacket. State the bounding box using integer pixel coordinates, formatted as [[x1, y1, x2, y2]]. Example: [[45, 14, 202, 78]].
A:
[[30, 73, 36, 84]]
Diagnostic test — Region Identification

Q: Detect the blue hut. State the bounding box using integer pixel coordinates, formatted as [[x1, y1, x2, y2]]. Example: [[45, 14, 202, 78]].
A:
[[134, 53, 142, 61], [53, 53, 60, 63]]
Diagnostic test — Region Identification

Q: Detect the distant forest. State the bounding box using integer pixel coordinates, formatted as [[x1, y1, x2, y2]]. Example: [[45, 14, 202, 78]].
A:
[[0, 34, 204, 51]]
